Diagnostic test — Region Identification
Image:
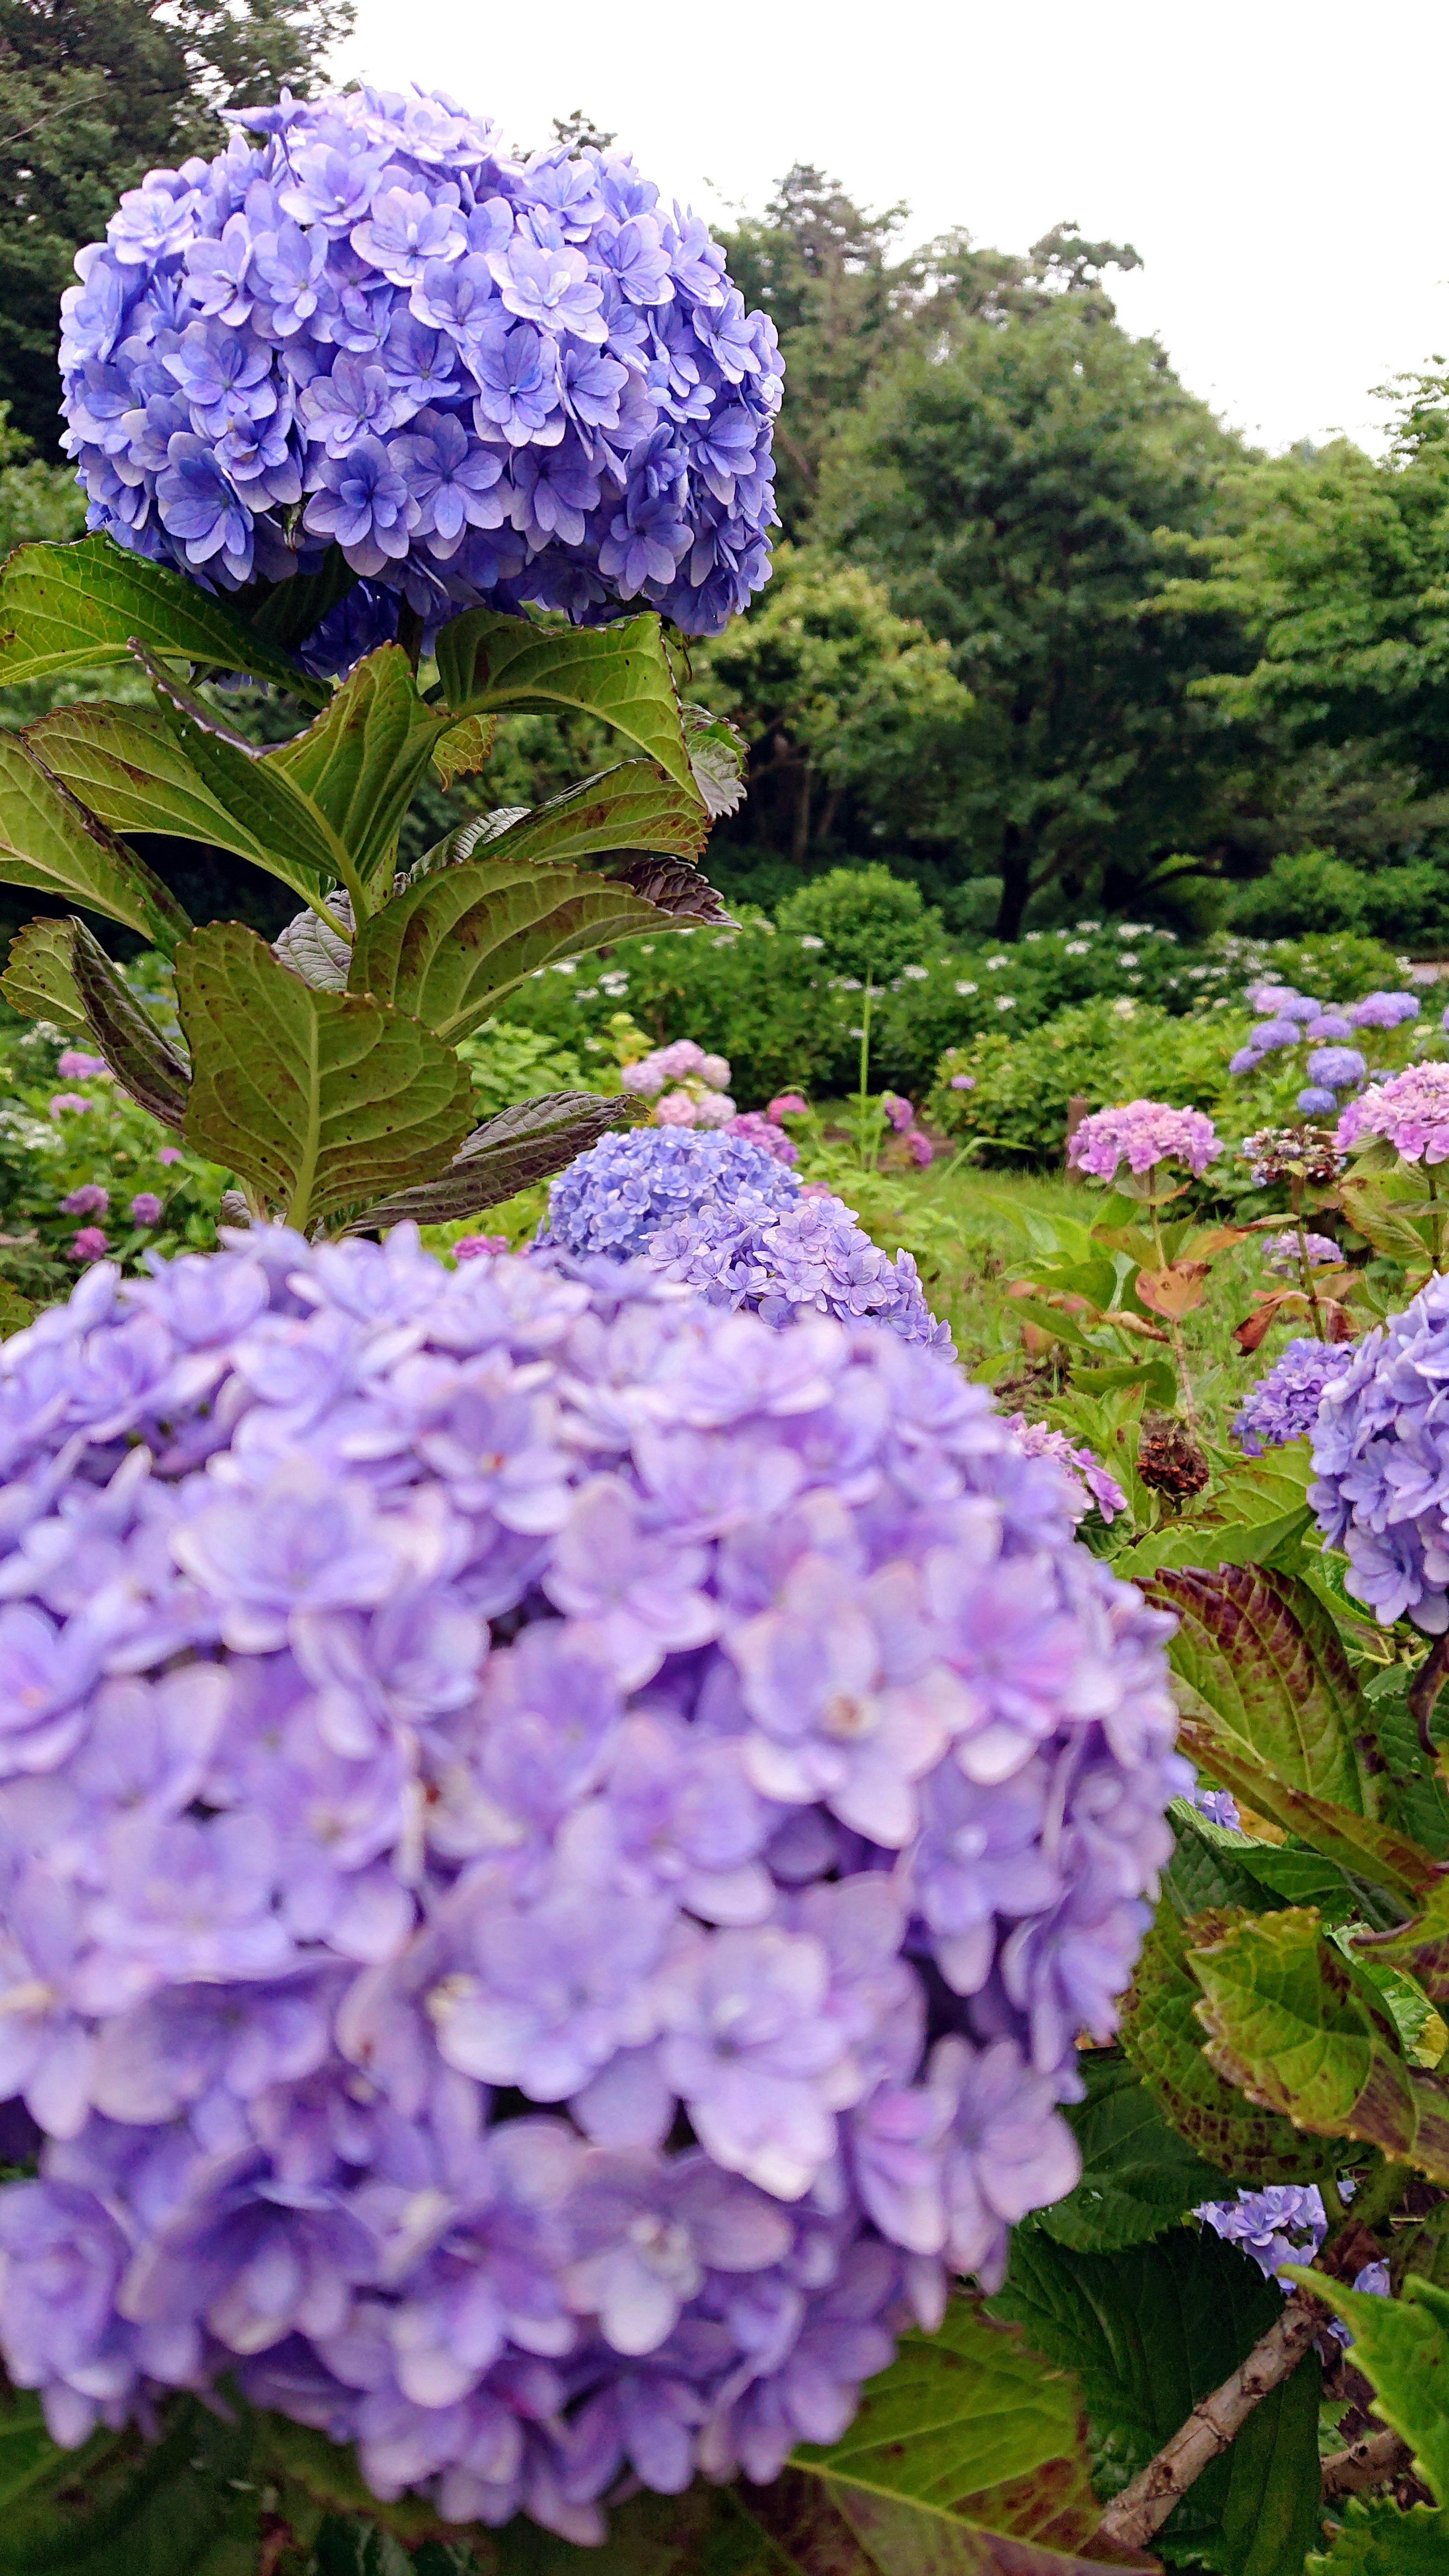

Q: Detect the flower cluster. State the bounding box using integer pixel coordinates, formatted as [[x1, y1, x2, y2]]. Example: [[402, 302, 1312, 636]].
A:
[[620, 1039, 735, 1129], [1241, 1126, 1343, 1189], [1232, 986, 1419, 1112], [1002, 1416, 1128, 1525], [0, 1232, 1182, 2534], [60, 85, 779, 664], [1068, 1101, 1219, 1183], [1195, 2185, 1387, 2325], [720, 1112, 796, 1169], [1310, 1274, 1449, 1627], [541, 1127, 798, 1262], [1261, 1231, 1340, 1275], [647, 1190, 952, 1350], [1337, 1062, 1449, 1165], [1233, 1336, 1356, 1458]]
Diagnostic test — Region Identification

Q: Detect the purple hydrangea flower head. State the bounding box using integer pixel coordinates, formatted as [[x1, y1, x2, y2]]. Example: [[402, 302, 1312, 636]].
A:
[[541, 1127, 799, 1260], [647, 1190, 952, 1351], [1192, 1785, 1240, 1828], [1197, 2185, 1326, 2284], [1338, 1062, 1449, 1164], [723, 1113, 797, 1168], [62, 88, 779, 663], [1068, 1101, 1218, 1182], [1309, 1274, 1449, 1628], [1347, 991, 1421, 1030], [1234, 1336, 1356, 1457], [1307, 1047, 1366, 1091], [1003, 1416, 1128, 1524], [1297, 1087, 1338, 1115], [0, 1229, 1182, 2524], [1306, 1012, 1354, 1041], [1261, 1230, 1340, 1276]]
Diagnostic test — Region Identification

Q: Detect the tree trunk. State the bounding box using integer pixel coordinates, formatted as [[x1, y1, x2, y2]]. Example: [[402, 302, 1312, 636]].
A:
[[994, 822, 1032, 941], [792, 760, 813, 866]]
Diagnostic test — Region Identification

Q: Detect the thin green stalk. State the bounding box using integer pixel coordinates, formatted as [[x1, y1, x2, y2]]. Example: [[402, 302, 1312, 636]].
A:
[[1428, 1165, 1444, 1273], [1292, 1178, 1327, 1341], [1150, 1191, 1200, 1433], [857, 973, 876, 1173]]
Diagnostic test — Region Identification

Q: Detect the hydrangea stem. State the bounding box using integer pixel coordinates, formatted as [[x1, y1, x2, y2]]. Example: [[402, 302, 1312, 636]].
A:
[[1292, 1181, 1328, 1342], [1150, 1194, 1200, 1433]]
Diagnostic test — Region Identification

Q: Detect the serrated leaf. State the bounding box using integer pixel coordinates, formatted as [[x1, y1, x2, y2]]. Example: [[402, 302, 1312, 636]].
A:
[[988, 2225, 1324, 2576], [0, 918, 89, 1031], [68, 920, 189, 1129], [349, 858, 666, 1040], [1146, 1565, 1438, 1905], [275, 900, 352, 992], [431, 714, 495, 788], [1163, 1798, 1362, 1927], [1117, 1506, 1313, 1578], [0, 734, 189, 947], [0, 532, 327, 703], [682, 701, 748, 818], [137, 650, 353, 901], [268, 646, 449, 885], [476, 760, 708, 869], [1284, 2268, 1449, 2505], [24, 702, 268, 863], [1121, 1906, 1335, 2183], [1307, 2497, 1449, 2573], [0, 2393, 258, 2573], [341, 1090, 629, 1232], [1189, 1905, 1449, 2181], [1358, 1670, 1449, 1859], [602, 853, 731, 923], [175, 922, 473, 1230], [1035, 2049, 1227, 2252], [1355, 1879, 1449, 2010], [435, 608, 702, 801]]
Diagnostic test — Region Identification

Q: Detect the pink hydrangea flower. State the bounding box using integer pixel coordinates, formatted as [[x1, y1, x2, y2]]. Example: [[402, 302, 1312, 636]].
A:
[[1068, 1100, 1218, 1181], [767, 1093, 808, 1124], [620, 1060, 665, 1096], [691, 1089, 737, 1129], [60, 1186, 109, 1218], [908, 1134, 935, 1167], [724, 1112, 798, 1167], [48, 1094, 94, 1119], [1337, 1063, 1449, 1164], [653, 1040, 705, 1079], [56, 1050, 109, 1079], [883, 1094, 915, 1133], [156, 1148, 183, 1167], [949, 1074, 975, 1092], [128, 1194, 164, 1226], [655, 1090, 699, 1126], [453, 1233, 509, 1261], [698, 1053, 732, 1090], [68, 1226, 109, 1261]]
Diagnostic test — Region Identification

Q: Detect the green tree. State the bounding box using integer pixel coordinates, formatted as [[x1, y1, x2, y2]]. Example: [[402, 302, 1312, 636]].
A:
[[687, 540, 973, 872], [0, 0, 353, 457], [817, 300, 1254, 937]]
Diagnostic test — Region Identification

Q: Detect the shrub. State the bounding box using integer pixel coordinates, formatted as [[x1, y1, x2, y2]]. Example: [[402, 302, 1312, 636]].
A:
[[927, 998, 1252, 1164], [774, 864, 943, 983]]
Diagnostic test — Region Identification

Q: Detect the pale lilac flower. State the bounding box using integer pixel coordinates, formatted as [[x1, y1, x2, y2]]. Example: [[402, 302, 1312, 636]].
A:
[[56, 1053, 109, 1080], [68, 1229, 109, 1263], [49, 1096, 94, 1119], [1261, 1230, 1339, 1275], [1068, 1101, 1218, 1181], [61, 1187, 109, 1218], [128, 1195, 164, 1227], [1004, 1415, 1127, 1523], [1348, 991, 1420, 1029]]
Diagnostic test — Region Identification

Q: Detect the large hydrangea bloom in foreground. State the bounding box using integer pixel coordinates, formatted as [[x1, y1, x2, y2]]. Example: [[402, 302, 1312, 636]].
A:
[[545, 1127, 949, 1347], [61, 85, 779, 664], [1311, 1275, 1449, 1629], [0, 1233, 1181, 2538]]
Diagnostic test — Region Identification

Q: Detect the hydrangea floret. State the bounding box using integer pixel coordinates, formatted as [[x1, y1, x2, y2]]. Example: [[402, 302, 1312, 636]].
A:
[[1261, 1230, 1340, 1275], [1002, 1415, 1128, 1524], [1336, 1062, 1449, 1164], [541, 1126, 798, 1261], [1067, 1101, 1218, 1183], [1310, 1274, 1449, 1628], [60, 85, 780, 665], [0, 1231, 1183, 2535], [648, 1190, 951, 1349], [1233, 1336, 1356, 1458]]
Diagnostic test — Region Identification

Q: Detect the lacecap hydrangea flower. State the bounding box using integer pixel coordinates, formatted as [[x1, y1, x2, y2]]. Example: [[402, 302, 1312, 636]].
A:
[[61, 85, 779, 668], [1068, 1101, 1218, 1182], [1310, 1273, 1449, 1629], [1337, 1062, 1449, 1165], [1234, 1336, 1356, 1458], [0, 1232, 1183, 2535]]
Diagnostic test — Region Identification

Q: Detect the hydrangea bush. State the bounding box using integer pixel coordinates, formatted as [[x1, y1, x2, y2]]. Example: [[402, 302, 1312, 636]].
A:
[[61, 85, 779, 661], [0, 1229, 1183, 2538]]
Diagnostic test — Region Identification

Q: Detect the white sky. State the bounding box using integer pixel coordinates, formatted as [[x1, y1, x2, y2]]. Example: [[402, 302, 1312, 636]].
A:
[[335, 0, 1449, 456]]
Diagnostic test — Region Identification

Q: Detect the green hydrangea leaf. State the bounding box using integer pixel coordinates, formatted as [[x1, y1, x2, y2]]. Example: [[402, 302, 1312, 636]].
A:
[[0, 918, 89, 1032], [1035, 2048, 1228, 2252], [175, 921, 473, 1231], [136, 650, 357, 903], [1121, 1906, 1335, 2182], [681, 701, 748, 818], [0, 534, 329, 703], [0, 2394, 260, 2574], [349, 858, 667, 1041], [988, 2226, 1324, 2576], [1307, 2498, 1449, 2573], [268, 645, 449, 887], [434, 608, 702, 801], [340, 1091, 631, 1233], [66, 919, 189, 1130], [1283, 2268, 1449, 2505], [1189, 1905, 1449, 2180], [23, 703, 269, 864], [430, 714, 495, 789], [463, 760, 709, 870], [1354, 1877, 1449, 2009], [0, 734, 190, 950], [1163, 1798, 1364, 1927]]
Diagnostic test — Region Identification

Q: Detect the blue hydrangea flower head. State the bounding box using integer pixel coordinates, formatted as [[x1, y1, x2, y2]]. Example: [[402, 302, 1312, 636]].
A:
[[1234, 1335, 1356, 1457], [541, 1124, 798, 1259], [60, 86, 780, 669], [0, 1231, 1183, 2524], [648, 1188, 953, 1350], [1310, 1274, 1449, 1628]]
